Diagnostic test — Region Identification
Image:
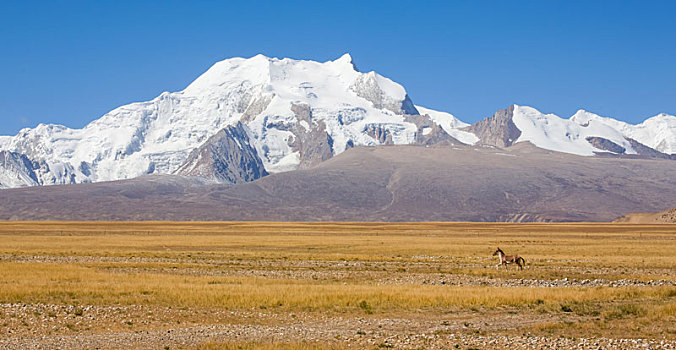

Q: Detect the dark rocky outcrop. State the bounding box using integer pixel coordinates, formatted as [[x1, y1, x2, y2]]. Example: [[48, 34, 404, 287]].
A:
[[175, 122, 267, 184], [364, 124, 394, 145], [289, 103, 335, 169], [625, 138, 675, 160], [586, 137, 626, 154], [466, 105, 521, 148], [404, 115, 464, 145]]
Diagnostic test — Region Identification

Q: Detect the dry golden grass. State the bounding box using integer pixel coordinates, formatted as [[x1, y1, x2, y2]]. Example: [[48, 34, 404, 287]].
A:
[[0, 221, 674, 343], [2, 262, 671, 312]]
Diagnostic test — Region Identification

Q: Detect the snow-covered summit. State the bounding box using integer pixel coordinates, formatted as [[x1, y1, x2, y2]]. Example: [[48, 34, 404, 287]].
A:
[[0, 54, 471, 188], [469, 105, 675, 158], [512, 105, 637, 156], [571, 110, 676, 154]]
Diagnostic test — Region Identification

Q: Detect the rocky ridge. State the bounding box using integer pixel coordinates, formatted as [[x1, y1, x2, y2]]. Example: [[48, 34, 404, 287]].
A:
[[175, 122, 267, 184]]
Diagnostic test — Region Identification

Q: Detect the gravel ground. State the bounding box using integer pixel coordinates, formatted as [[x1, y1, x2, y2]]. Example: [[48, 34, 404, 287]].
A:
[[1, 303, 675, 349]]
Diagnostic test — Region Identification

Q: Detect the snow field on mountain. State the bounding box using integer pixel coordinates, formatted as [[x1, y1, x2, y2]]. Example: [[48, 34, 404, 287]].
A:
[[512, 105, 637, 156], [571, 110, 676, 154]]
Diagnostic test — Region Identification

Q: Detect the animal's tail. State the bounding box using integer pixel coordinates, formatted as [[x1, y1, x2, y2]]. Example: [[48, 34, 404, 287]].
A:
[[518, 257, 526, 265]]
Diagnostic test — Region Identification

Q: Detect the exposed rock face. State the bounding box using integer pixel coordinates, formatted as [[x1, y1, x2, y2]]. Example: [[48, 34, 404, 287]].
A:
[[289, 104, 335, 169], [466, 105, 521, 147], [0, 151, 78, 187], [175, 123, 267, 184], [400, 96, 418, 116], [240, 92, 274, 124], [625, 138, 676, 160], [404, 115, 463, 145], [349, 72, 419, 115], [586, 137, 626, 154], [364, 124, 394, 145], [581, 136, 676, 160], [0, 151, 40, 187]]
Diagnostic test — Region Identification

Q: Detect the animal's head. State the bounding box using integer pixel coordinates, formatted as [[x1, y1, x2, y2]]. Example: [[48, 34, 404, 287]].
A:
[[492, 247, 503, 256]]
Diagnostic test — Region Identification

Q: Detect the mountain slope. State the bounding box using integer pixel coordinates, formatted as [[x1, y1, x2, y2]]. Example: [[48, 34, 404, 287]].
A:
[[174, 122, 267, 184], [1, 144, 674, 222]]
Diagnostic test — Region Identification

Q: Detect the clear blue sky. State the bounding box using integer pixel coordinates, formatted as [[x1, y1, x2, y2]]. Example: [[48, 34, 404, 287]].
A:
[[1, 0, 675, 135]]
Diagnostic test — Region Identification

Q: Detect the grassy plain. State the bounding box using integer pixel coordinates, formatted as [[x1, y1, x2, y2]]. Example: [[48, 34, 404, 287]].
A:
[[0, 222, 674, 349]]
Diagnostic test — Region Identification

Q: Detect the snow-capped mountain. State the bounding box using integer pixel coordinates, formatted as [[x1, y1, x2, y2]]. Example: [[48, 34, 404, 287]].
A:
[[570, 110, 676, 155], [512, 105, 638, 156], [0, 54, 473, 188], [0, 54, 674, 189], [469, 105, 676, 158]]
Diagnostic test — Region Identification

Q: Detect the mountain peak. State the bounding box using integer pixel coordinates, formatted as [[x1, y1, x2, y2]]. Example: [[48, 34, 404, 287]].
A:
[[183, 53, 364, 95], [572, 108, 591, 117], [569, 109, 604, 124], [649, 113, 676, 121], [512, 104, 541, 115], [332, 53, 358, 71], [334, 52, 352, 63], [183, 55, 271, 94]]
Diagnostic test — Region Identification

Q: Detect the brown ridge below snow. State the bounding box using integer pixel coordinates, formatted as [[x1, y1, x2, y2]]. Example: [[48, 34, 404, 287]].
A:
[[0, 143, 675, 222]]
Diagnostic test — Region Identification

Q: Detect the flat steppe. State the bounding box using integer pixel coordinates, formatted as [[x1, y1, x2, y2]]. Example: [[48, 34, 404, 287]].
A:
[[0, 222, 674, 349]]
